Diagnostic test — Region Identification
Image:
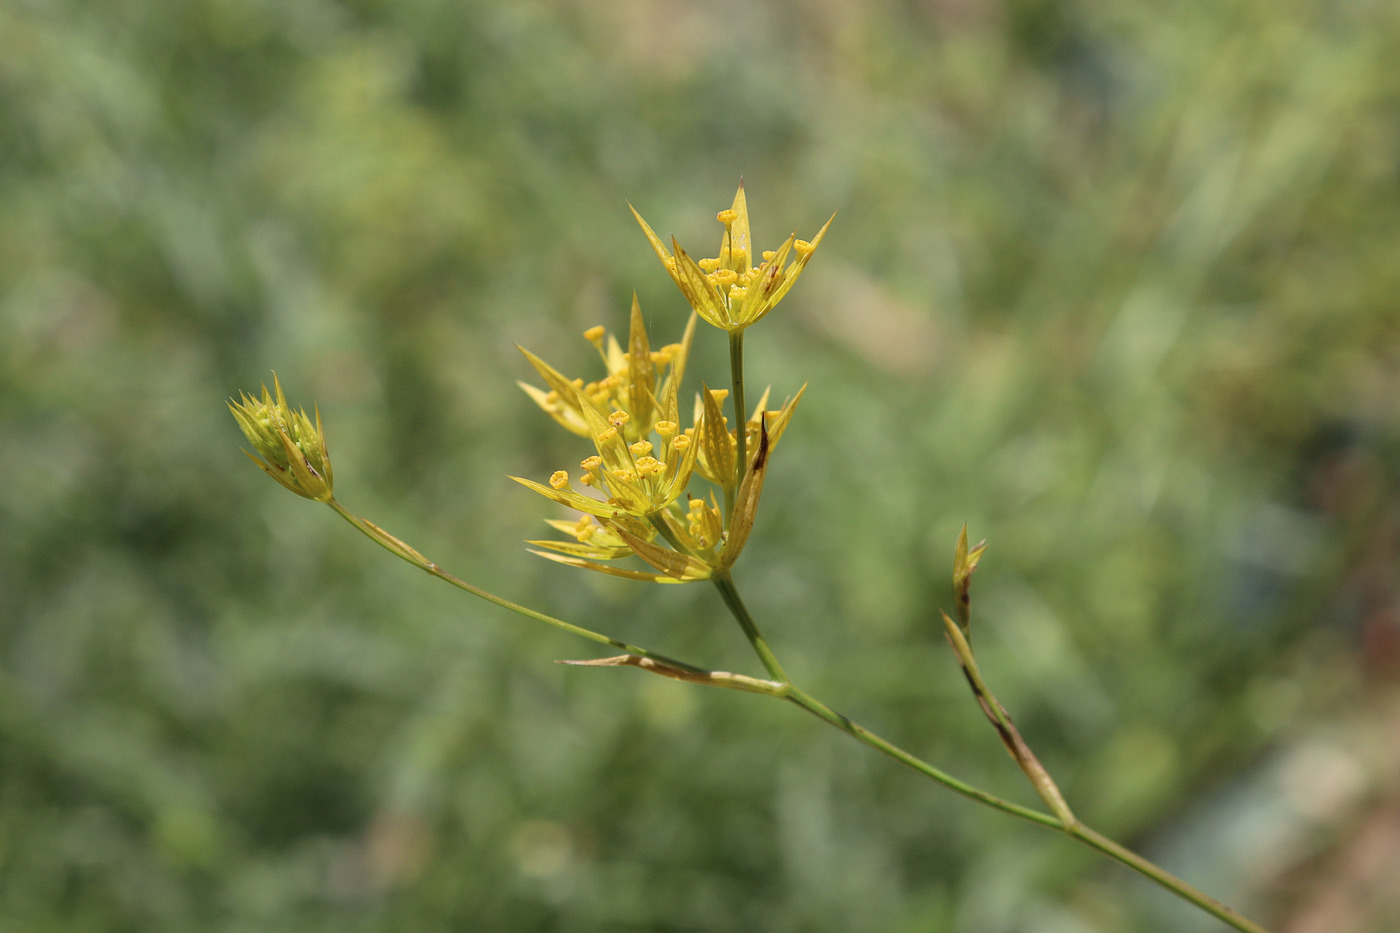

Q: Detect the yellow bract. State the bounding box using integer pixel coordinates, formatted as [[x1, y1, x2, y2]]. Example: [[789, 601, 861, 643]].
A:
[[689, 383, 806, 487], [630, 182, 834, 333]]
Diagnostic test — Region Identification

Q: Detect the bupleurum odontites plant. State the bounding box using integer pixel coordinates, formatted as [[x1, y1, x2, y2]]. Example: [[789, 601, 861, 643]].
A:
[[232, 183, 1272, 933]]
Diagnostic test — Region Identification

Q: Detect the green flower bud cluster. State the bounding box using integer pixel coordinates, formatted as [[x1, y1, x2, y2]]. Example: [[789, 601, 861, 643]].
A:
[[228, 374, 334, 502]]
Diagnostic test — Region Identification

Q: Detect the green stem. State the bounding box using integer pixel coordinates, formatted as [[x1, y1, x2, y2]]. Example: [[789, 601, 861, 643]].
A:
[[716, 575, 1272, 933], [782, 686, 1269, 932], [943, 611, 1075, 824], [326, 498, 706, 674], [711, 571, 788, 683], [1066, 825, 1272, 933], [649, 513, 691, 556], [782, 684, 1060, 828], [729, 328, 747, 491]]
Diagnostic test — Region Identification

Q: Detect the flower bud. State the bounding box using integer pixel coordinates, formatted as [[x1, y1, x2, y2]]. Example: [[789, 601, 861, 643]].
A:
[[228, 374, 335, 501]]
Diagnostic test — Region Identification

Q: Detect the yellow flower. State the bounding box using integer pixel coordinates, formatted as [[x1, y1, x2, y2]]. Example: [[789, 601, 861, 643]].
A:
[[228, 374, 334, 502], [517, 294, 695, 441], [514, 192, 821, 584], [630, 182, 834, 332], [512, 297, 704, 523], [521, 384, 806, 583]]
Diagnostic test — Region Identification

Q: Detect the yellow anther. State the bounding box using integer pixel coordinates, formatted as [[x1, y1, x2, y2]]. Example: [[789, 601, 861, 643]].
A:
[[609, 410, 629, 428], [688, 498, 705, 513], [672, 435, 691, 451], [761, 250, 776, 262], [708, 388, 729, 403], [580, 455, 602, 470], [577, 523, 595, 541], [712, 269, 738, 287], [729, 285, 748, 301], [698, 257, 719, 272], [580, 472, 596, 487], [611, 469, 635, 482], [655, 421, 678, 437], [635, 456, 662, 475], [794, 239, 815, 256], [717, 208, 738, 224], [599, 426, 618, 444], [583, 325, 606, 344], [630, 440, 653, 457], [549, 471, 569, 490], [544, 390, 560, 404], [650, 350, 670, 364]]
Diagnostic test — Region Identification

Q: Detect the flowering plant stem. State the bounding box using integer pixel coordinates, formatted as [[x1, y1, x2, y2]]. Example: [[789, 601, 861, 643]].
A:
[[712, 572, 1270, 933], [234, 184, 1273, 933], [323, 491, 1270, 932], [324, 498, 706, 674], [712, 573, 786, 682], [697, 249, 1269, 930], [329, 489, 1267, 932]]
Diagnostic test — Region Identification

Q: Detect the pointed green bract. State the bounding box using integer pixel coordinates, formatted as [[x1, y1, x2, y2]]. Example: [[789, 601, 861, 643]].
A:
[[953, 525, 988, 637]]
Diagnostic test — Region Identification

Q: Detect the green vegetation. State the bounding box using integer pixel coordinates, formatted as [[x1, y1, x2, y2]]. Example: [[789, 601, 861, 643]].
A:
[[4, 1, 1399, 930]]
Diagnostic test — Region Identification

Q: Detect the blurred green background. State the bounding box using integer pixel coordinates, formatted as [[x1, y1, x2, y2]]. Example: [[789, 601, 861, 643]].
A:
[[4, 0, 1399, 930]]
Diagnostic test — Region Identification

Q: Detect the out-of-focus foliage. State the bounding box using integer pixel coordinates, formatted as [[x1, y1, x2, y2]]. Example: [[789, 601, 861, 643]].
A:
[[3, 0, 1399, 930]]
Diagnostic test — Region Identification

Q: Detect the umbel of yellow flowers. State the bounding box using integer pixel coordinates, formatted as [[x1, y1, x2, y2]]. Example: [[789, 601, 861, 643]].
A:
[[228, 185, 830, 585], [513, 183, 829, 583], [226, 186, 1274, 933], [630, 183, 833, 333]]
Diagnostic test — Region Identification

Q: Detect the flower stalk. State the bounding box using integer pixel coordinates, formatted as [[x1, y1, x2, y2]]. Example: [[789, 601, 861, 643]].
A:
[[230, 182, 1275, 933], [323, 497, 705, 673]]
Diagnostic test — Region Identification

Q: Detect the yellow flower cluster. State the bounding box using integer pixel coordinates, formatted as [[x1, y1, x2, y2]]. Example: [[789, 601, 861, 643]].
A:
[[515, 184, 825, 583], [630, 183, 833, 333], [513, 297, 702, 522]]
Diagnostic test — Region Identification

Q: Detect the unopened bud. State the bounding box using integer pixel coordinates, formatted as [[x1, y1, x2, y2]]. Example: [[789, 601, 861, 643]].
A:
[[229, 373, 335, 501]]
